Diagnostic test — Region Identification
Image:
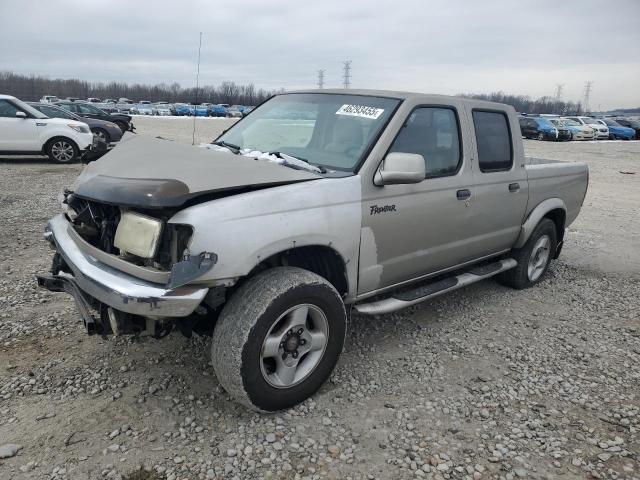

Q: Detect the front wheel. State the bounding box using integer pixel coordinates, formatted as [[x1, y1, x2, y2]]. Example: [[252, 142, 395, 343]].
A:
[[211, 267, 346, 411], [91, 128, 110, 144], [537, 132, 545, 141], [497, 218, 557, 290], [46, 138, 79, 164]]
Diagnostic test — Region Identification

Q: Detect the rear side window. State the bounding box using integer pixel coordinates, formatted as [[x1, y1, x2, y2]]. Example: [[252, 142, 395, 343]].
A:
[[472, 110, 512, 172], [388, 107, 461, 178]]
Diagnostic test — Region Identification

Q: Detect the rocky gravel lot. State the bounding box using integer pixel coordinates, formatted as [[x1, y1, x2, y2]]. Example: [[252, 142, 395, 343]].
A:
[[0, 118, 638, 480]]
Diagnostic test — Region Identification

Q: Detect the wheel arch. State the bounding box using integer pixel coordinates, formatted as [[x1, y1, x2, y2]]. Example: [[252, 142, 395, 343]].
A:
[[42, 135, 79, 155], [247, 245, 349, 298], [514, 198, 566, 249]]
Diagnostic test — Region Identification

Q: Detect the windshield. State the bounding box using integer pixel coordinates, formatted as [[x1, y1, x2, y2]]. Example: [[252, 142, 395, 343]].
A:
[[216, 93, 400, 171], [561, 118, 580, 126], [33, 104, 76, 120], [584, 118, 600, 125], [12, 98, 48, 119], [549, 119, 562, 126], [602, 118, 621, 127]]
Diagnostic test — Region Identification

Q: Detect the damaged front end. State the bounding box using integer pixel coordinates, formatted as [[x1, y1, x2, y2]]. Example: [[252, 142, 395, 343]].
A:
[[36, 192, 221, 338]]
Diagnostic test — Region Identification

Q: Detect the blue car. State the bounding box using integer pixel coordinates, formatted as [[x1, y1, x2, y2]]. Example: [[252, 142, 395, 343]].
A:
[[598, 118, 636, 140], [173, 103, 190, 116], [519, 116, 572, 141], [188, 105, 209, 117], [209, 104, 228, 117]]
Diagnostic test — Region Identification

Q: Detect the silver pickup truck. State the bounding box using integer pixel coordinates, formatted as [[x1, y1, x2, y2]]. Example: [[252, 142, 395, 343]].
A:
[[37, 89, 588, 411]]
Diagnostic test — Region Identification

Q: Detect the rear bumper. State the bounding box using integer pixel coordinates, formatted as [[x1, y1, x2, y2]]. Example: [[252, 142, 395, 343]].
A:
[[37, 214, 208, 318]]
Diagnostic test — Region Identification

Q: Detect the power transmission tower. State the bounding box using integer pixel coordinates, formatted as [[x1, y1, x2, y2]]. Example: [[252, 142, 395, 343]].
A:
[[554, 84, 564, 101], [317, 69, 325, 89], [342, 60, 352, 89], [583, 81, 593, 113]]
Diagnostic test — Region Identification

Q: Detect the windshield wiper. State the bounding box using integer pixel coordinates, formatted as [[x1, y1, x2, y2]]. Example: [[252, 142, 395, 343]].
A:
[[212, 140, 241, 153], [269, 152, 326, 173]]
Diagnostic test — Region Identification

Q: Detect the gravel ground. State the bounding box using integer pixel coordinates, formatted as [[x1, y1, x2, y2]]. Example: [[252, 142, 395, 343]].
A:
[[0, 117, 638, 480]]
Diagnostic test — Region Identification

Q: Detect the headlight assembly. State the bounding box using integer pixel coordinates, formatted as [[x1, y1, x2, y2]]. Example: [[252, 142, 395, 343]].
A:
[[68, 124, 90, 134], [114, 211, 163, 259]]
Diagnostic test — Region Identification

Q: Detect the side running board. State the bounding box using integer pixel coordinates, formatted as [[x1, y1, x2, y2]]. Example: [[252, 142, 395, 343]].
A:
[[354, 258, 517, 315]]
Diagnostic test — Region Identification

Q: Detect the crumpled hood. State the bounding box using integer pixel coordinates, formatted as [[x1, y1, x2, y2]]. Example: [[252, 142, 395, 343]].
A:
[[72, 135, 320, 208]]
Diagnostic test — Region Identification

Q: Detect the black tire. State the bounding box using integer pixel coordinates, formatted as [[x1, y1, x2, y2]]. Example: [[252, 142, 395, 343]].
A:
[[211, 267, 346, 411], [537, 132, 545, 141], [91, 128, 110, 144], [46, 137, 79, 164], [114, 121, 128, 133], [497, 218, 557, 290]]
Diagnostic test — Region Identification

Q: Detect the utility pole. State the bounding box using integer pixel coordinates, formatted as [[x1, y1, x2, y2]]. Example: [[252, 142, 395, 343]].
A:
[[342, 60, 352, 89], [554, 84, 564, 101], [317, 69, 325, 89], [192, 31, 203, 146], [583, 81, 593, 114]]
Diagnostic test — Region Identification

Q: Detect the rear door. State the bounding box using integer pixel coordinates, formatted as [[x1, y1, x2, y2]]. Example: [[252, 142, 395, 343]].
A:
[[0, 99, 39, 151], [464, 105, 529, 256]]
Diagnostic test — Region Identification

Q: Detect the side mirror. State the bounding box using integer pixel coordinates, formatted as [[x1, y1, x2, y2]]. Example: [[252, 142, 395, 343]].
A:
[[15, 111, 27, 119], [374, 152, 426, 186]]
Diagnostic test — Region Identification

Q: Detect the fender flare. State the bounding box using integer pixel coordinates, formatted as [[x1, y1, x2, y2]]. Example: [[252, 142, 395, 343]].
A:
[[514, 198, 566, 248]]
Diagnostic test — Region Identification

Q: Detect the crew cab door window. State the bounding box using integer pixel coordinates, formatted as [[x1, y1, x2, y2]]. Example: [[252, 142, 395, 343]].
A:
[[472, 110, 513, 172], [388, 107, 461, 178]]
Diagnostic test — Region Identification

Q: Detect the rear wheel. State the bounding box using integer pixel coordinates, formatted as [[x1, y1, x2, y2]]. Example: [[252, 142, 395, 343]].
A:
[[498, 218, 557, 290], [46, 138, 79, 164], [211, 267, 346, 411]]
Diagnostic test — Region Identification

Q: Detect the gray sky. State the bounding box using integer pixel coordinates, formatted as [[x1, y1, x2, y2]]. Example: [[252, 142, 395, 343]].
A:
[[2, 0, 639, 109]]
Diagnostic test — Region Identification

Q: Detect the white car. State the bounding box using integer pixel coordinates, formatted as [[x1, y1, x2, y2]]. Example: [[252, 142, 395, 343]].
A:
[[40, 95, 60, 104], [0, 94, 94, 163], [154, 104, 172, 116], [566, 116, 609, 140], [556, 118, 597, 140]]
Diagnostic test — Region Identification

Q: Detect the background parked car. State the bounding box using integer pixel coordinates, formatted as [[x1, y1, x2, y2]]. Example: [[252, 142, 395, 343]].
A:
[[226, 105, 244, 118], [614, 117, 640, 138], [39, 95, 60, 104], [29, 103, 123, 145], [173, 103, 190, 116], [553, 118, 595, 140], [154, 103, 173, 116], [518, 116, 571, 141], [87, 98, 102, 103], [55, 100, 135, 133], [135, 103, 155, 115], [565, 116, 609, 139], [0, 94, 93, 163], [188, 104, 209, 116], [208, 104, 228, 117], [597, 118, 636, 140]]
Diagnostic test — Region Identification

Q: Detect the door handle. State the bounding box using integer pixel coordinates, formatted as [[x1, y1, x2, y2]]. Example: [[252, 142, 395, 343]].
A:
[[508, 183, 520, 192], [456, 189, 471, 200]]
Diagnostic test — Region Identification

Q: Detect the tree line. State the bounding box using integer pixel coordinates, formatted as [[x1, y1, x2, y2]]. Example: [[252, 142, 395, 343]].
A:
[[0, 71, 281, 106], [2, 71, 591, 114], [458, 91, 584, 115]]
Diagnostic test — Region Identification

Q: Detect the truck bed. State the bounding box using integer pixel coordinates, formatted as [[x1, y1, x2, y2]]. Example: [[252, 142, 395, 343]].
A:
[[525, 157, 589, 228]]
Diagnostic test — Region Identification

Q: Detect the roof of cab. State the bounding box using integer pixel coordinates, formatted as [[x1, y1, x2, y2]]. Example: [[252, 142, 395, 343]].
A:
[[286, 88, 512, 109]]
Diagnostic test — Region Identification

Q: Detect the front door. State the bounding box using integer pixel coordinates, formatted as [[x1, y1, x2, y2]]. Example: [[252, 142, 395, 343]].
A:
[[0, 99, 38, 151], [358, 103, 479, 294]]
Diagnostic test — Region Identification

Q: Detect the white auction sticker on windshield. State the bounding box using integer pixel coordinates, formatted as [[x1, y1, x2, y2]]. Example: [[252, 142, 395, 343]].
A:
[[336, 104, 384, 120]]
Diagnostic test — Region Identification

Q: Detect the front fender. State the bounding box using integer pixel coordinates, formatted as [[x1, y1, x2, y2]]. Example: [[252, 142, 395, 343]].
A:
[[168, 175, 362, 296], [514, 198, 566, 248]]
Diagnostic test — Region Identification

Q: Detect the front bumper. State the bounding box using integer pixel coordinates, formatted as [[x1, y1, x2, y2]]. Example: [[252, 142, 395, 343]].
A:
[[37, 214, 208, 319]]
